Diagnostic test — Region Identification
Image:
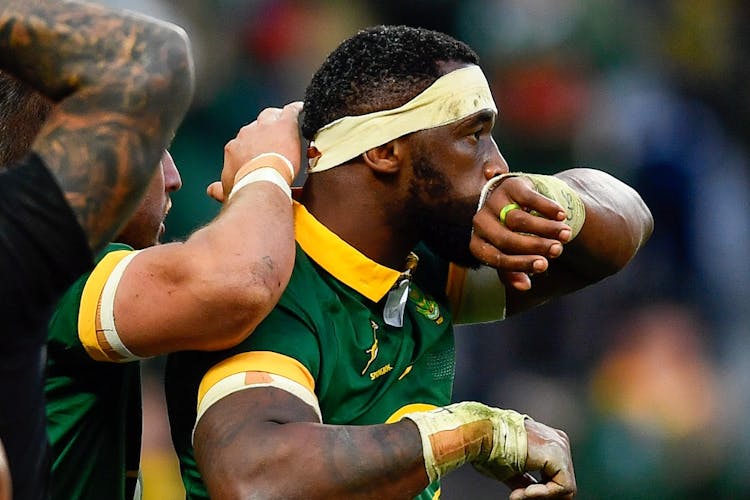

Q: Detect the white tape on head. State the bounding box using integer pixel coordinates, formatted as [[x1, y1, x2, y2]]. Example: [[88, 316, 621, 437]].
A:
[[308, 65, 497, 172]]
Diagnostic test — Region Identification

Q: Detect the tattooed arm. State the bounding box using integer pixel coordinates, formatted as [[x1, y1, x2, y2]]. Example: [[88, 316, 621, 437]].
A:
[[0, 0, 194, 252], [195, 388, 430, 500], [194, 388, 575, 500]]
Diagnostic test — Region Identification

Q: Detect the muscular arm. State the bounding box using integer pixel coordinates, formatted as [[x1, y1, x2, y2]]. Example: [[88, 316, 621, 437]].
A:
[[194, 387, 576, 500], [0, 0, 193, 252], [505, 168, 653, 314], [105, 103, 302, 356], [114, 184, 294, 355], [194, 388, 429, 500]]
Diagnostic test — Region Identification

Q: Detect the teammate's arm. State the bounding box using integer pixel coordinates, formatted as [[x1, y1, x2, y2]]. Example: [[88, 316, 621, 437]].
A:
[[193, 386, 575, 500], [97, 103, 302, 356], [0, 0, 194, 253], [468, 168, 652, 316]]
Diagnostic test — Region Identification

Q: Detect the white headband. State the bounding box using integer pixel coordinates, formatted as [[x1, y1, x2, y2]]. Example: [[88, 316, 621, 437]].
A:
[[308, 65, 497, 172]]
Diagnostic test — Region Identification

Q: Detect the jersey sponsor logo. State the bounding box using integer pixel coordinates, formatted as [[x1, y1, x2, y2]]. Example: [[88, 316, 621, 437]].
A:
[[409, 288, 443, 324], [369, 363, 392, 380]]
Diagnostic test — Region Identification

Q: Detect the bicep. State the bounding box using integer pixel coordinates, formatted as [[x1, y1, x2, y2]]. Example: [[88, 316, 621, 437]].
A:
[[75, 243, 207, 359], [112, 242, 268, 356], [194, 384, 321, 499], [195, 385, 320, 459]]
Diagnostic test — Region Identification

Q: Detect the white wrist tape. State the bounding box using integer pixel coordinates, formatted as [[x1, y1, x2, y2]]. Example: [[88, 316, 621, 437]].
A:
[[477, 172, 586, 240], [477, 173, 519, 211], [402, 402, 527, 483], [250, 152, 296, 182], [227, 167, 292, 202]]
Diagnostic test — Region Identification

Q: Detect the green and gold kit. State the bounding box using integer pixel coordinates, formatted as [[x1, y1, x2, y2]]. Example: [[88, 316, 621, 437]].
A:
[[46, 243, 141, 500], [167, 202, 506, 499]]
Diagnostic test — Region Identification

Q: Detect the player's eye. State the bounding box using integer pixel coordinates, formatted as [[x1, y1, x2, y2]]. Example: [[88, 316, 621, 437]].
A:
[[468, 129, 482, 143]]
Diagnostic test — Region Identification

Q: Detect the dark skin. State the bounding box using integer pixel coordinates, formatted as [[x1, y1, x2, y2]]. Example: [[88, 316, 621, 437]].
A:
[[0, 0, 193, 253], [195, 61, 651, 499], [195, 389, 428, 500], [476, 168, 653, 314]]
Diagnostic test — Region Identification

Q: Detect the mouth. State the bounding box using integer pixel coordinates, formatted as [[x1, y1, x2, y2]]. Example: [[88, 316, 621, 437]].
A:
[[159, 200, 172, 236]]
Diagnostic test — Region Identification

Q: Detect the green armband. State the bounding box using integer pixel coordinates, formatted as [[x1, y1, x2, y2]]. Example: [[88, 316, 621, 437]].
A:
[[401, 402, 527, 483], [477, 172, 586, 241]]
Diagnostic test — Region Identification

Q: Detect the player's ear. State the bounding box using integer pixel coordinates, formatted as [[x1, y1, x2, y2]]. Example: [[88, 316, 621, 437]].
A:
[[362, 139, 404, 175]]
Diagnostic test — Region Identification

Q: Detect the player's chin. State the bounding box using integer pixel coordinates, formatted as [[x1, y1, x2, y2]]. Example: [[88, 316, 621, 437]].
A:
[[426, 237, 481, 269], [154, 223, 166, 245]]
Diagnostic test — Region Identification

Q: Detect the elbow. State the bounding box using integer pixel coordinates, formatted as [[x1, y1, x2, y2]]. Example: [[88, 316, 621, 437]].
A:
[[219, 285, 279, 350], [566, 209, 652, 284], [613, 192, 654, 271], [599, 204, 655, 278], [196, 262, 289, 351], [583, 176, 655, 277], [140, 26, 195, 126], [158, 26, 195, 109]]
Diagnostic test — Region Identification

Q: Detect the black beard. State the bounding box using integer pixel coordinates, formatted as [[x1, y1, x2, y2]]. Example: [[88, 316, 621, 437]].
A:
[[404, 152, 482, 269]]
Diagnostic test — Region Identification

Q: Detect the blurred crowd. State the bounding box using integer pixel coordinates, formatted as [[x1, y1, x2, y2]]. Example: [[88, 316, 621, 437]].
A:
[[99, 1, 750, 498]]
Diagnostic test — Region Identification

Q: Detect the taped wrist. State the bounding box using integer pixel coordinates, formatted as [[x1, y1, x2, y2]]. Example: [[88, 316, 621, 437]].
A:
[[235, 152, 296, 185], [228, 152, 295, 201], [477, 172, 586, 240], [401, 402, 527, 483]]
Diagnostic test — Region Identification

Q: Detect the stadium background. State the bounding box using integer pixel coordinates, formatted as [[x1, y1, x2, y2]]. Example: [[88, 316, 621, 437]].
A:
[[99, 1, 750, 498]]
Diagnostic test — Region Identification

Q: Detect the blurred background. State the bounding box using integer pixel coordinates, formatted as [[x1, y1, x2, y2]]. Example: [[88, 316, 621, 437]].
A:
[[102, 1, 750, 498]]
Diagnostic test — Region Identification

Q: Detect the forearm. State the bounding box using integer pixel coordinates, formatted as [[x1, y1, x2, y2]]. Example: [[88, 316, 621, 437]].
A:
[[216, 422, 427, 500], [115, 183, 295, 355], [0, 0, 194, 252], [494, 168, 652, 314], [555, 168, 653, 279]]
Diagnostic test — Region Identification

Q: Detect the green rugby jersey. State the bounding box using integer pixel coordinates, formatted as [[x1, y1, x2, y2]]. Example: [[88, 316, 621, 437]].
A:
[[167, 202, 502, 500], [46, 243, 141, 500]]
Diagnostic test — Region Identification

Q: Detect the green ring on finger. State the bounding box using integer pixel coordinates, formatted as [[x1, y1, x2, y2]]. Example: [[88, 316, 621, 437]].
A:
[[499, 203, 520, 226]]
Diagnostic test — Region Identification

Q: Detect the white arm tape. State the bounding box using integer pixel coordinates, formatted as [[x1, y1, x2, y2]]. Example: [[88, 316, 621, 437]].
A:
[[99, 250, 143, 361], [228, 167, 292, 202], [192, 372, 322, 443], [477, 173, 519, 211]]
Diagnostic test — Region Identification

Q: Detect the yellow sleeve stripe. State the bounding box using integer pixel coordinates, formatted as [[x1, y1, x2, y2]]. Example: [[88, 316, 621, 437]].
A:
[[197, 351, 315, 404], [386, 403, 438, 424], [193, 371, 322, 442], [77, 250, 135, 362]]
